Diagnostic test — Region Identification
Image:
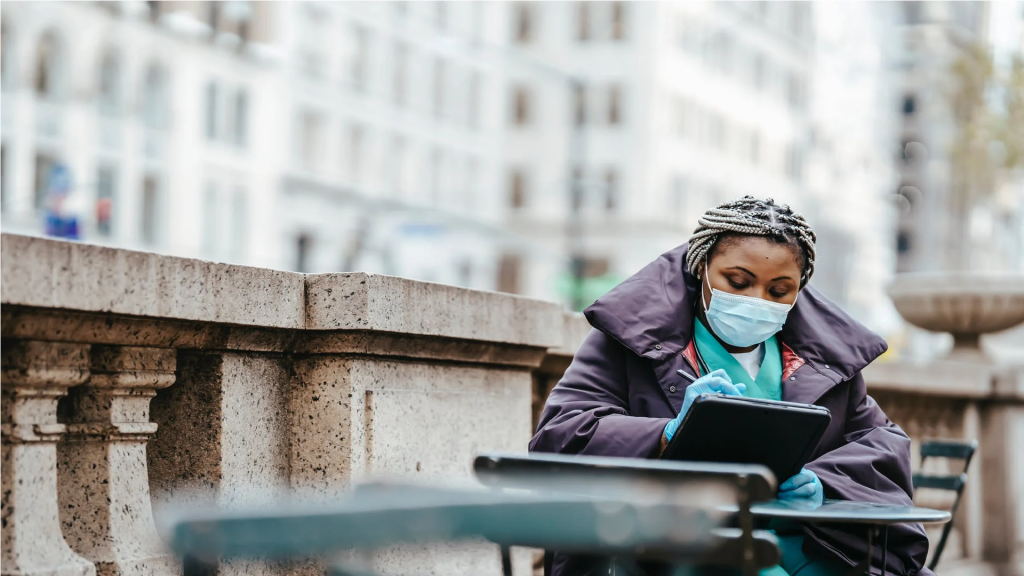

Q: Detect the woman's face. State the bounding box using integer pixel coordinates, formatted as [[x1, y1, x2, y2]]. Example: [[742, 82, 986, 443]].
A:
[[701, 236, 803, 306]]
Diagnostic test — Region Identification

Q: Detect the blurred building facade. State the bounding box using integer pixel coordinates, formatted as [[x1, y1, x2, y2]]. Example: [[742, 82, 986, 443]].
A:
[[499, 1, 906, 334], [0, 1, 282, 265], [1, 1, 1020, 340], [891, 0, 1024, 275], [274, 1, 514, 287], [1, 0, 515, 289]]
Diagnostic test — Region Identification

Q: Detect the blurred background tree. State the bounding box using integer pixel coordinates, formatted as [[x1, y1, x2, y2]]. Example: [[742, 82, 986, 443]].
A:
[[948, 42, 1024, 269]]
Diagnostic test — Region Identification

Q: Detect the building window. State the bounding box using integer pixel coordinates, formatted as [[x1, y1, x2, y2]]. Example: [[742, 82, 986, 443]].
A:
[[1, 22, 14, 91], [33, 153, 59, 210], [230, 189, 247, 260], [141, 65, 167, 129], [35, 31, 65, 100], [350, 25, 369, 91], [515, 4, 533, 43], [497, 253, 522, 294], [509, 169, 526, 209], [468, 72, 481, 129], [785, 145, 803, 182], [433, 58, 446, 119], [202, 183, 218, 255], [146, 1, 163, 23], [607, 84, 622, 125], [604, 169, 618, 212], [903, 2, 923, 25], [205, 82, 219, 140], [752, 53, 765, 90], [577, 3, 591, 41], [233, 90, 248, 147], [0, 145, 7, 212], [96, 165, 116, 237], [670, 176, 687, 223], [896, 229, 911, 255], [574, 85, 587, 126], [393, 42, 408, 106], [707, 113, 725, 149], [388, 135, 406, 197], [298, 110, 322, 172], [207, 2, 221, 33], [434, 1, 448, 30], [348, 124, 364, 182], [431, 148, 443, 203], [140, 174, 160, 245], [295, 233, 312, 273], [902, 94, 916, 115], [571, 166, 584, 212], [512, 85, 531, 125], [458, 259, 473, 287], [98, 50, 122, 116], [611, 2, 626, 40], [673, 97, 690, 137], [786, 73, 804, 109]]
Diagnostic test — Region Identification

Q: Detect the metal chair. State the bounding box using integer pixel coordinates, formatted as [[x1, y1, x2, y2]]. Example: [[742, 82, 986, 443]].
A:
[[167, 465, 762, 576], [473, 452, 779, 576], [911, 439, 978, 571]]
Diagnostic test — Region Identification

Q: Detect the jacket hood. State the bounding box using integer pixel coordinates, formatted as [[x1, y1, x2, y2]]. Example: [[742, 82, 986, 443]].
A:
[[583, 243, 887, 383]]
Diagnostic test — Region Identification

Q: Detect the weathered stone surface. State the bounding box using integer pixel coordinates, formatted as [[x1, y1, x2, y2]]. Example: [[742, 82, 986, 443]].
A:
[[2, 235, 565, 576], [1, 234, 305, 330], [58, 346, 178, 576], [149, 352, 291, 506], [289, 355, 533, 574], [148, 352, 291, 576], [2, 340, 96, 576], [305, 273, 564, 348]]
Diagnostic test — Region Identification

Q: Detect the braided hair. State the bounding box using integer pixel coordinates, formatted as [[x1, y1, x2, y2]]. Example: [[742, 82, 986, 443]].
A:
[[685, 196, 817, 287]]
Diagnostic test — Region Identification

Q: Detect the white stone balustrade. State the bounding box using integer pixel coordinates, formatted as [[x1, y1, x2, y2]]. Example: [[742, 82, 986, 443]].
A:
[[1, 340, 95, 576], [0, 233, 567, 576]]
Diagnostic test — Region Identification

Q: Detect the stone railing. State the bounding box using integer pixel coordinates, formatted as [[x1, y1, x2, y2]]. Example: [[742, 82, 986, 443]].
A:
[[0, 233, 578, 576], [863, 361, 1024, 573]]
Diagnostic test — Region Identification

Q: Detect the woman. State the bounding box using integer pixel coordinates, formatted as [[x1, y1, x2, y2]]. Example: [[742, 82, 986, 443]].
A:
[[531, 197, 931, 576]]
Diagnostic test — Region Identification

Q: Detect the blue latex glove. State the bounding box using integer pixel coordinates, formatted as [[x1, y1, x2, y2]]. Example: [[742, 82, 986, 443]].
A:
[[779, 468, 824, 505], [664, 369, 746, 442]]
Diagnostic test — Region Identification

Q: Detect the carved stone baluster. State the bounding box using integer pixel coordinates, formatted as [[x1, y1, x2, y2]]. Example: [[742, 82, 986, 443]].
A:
[[57, 346, 178, 576], [1, 340, 96, 576]]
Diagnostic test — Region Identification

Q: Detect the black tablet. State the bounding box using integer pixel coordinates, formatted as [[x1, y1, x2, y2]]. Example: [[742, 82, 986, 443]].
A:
[[661, 394, 831, 484]]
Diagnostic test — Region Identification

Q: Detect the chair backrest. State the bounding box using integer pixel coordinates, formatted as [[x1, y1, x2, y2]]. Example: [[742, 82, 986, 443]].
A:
[[473, 452, 777, 502], [913, 438, 978, 572], [919, 439, 978, 468], [912, 472, 967, 492]]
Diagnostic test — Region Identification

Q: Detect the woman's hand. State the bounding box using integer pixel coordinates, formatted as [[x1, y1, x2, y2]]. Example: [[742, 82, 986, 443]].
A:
[[663, 369, 746, 444], [779, 468, 824, 505]]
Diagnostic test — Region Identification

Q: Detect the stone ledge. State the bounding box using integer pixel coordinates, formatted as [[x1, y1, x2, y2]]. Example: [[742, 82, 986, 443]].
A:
[[864, 360, 1024, 401], [2, 235, 568, 352], [1, 234, 306, 330], [305, 273, 564, 348]]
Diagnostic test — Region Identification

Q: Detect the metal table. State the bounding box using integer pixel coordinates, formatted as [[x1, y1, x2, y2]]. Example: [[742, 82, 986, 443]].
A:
[[725, 499, 952, 576]]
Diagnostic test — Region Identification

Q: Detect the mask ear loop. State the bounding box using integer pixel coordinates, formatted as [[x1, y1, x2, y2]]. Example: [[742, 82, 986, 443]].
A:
[[701, 255, 712, 314], [694, 255, 712, 377]]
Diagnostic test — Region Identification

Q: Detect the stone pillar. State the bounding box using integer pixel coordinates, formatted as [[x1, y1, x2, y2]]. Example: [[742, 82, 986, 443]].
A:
[[148, 351, 292, 576], [57, 346, 178, 576], [1, 340, 96, 576]]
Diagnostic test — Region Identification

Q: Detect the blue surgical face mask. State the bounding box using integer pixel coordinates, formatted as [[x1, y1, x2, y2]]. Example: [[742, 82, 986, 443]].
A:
[[701, 260, 797, 348]]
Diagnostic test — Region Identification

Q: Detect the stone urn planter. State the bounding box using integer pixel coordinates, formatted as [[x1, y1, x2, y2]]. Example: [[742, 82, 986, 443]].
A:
[[888, 272, 1024, 362]]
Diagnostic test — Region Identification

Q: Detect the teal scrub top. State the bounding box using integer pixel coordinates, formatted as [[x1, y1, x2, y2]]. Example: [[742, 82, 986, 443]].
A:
[[693, 320, 838, 576]]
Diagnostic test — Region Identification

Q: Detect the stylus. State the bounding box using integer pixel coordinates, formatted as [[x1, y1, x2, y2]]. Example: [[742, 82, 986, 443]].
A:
[[676, 369, 697, 383]]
